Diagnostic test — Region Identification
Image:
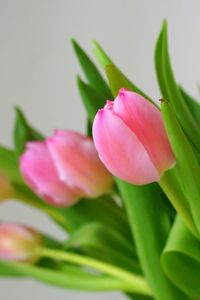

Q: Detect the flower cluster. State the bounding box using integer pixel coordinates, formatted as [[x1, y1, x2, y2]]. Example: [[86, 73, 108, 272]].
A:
[[0, 90, 174, 264], [1, 22, 200, 300]]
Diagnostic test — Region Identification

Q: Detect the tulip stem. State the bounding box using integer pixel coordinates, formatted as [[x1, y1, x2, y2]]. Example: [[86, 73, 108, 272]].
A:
[[159, 170, 199, 238], [1, 259, 141, 292], [40, 247, 152, 296]]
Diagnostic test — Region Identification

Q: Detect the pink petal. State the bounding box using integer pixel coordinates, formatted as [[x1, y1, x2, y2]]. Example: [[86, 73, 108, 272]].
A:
[[93, 108, 159, 185], [20, 142, 79, 207], [47, 130, 113, 197], [113, 89, 175, 174]]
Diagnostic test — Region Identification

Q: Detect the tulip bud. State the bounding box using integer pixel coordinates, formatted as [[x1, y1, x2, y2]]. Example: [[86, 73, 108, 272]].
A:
[[93, 89, 175, 185], [20, 141, 81, 207], [0, 172, 13, 202], [0, 223, 42, 263], [47, 130, 113, 197]]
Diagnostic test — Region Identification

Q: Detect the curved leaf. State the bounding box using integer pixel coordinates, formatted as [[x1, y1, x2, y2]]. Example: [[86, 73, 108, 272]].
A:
[[162, 216, 200, 299], [155, 21, 200, 153], [161, 100, 200, 236]]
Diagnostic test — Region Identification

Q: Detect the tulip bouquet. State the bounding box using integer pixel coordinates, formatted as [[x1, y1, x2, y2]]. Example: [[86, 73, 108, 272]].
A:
[[1, 21, 200, 300]]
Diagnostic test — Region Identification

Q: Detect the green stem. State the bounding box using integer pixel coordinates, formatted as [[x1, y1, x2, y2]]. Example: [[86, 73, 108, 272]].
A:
[[159, 170, 199, 238], [40, 247, 152, 296], [0, 260, 135, 292], [116, 179, 188, 300]]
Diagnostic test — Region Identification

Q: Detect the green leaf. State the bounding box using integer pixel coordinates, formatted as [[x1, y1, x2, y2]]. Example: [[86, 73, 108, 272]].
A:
[[86, 119, 92, 136], [116, 179, 187, 300], [92, 40, 112, 68], [105, 64, 156, 106], [161, 100, 200, 236], [93, 40, 154, 104], [60, 196, 132, 240], [127, 294, 153, 300], [0, 146, 22, 183], [159, 168, 197, 238], [14, 107, 44, 156], [180, 87, 200, 128], [162, 216, 200, 299], [0, 261, 24, 277], [77, 76, 106, 122], [155, 21, 200, 153], [71, 39, 112, 99], [65, 222, 141, 274], [105, 64, 130, 96], [179, 88, 200, 161]]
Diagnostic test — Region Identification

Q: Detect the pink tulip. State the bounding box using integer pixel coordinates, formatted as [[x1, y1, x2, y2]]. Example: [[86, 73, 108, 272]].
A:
[[93, 89, 175, 185], [0, 223, 42, 262], [47, 130, 113, 197], [20, 141, 81, 207]]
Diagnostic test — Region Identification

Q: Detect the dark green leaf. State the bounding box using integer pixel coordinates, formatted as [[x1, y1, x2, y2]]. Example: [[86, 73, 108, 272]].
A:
[[127, 294, 153, 300], [86, 118, 92, 136], [71, 39, 112, 99], [77, 76, 107, 122], [14, 107, 44, 156]]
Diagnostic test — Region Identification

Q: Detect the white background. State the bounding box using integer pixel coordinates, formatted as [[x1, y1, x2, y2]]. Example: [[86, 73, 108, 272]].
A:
[[0, 0, 200, 299]]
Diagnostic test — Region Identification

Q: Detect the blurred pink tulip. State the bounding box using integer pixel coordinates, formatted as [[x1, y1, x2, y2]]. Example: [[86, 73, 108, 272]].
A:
[[20, 142, 81, 207], [47, 130, 113, 197], [0, 223, 42, 262], [93, 89, 175, 185]]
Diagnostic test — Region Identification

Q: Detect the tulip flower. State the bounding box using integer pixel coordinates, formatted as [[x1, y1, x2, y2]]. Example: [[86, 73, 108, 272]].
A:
[[93, 89, 175, 185], [0, 223, 42, 262], [0, 172, 13, 202], [20, 141, 81, 207], [47, 130, 113, 197]]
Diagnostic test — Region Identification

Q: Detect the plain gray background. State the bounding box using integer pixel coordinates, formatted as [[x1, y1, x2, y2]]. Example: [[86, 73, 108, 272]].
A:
[[0, 0, 200, 299]]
